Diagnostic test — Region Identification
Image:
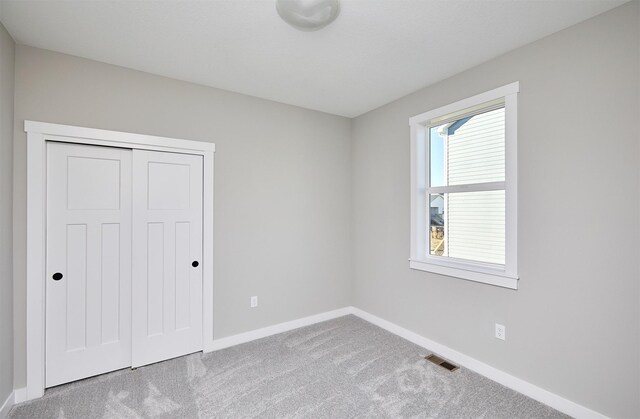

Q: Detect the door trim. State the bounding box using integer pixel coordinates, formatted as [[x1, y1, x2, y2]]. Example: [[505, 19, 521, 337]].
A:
[[25, 120, 215, 401]]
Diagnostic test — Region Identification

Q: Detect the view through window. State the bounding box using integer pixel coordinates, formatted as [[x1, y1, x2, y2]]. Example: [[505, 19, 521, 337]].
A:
[[428, 107, 506, 265]]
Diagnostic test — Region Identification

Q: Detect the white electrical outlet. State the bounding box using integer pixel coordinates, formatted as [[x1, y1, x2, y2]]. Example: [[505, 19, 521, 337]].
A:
[[250, 296, 258, 308], [495, 323, 506, 340]]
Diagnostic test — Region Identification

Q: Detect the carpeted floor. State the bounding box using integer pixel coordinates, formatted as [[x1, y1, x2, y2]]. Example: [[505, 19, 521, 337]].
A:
[[9, 315, 568, 418]]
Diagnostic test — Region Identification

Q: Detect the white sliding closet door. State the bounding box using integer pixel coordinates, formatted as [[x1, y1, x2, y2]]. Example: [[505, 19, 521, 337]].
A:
[[46, 142, 132, 387], [131, 150, 203, 367]]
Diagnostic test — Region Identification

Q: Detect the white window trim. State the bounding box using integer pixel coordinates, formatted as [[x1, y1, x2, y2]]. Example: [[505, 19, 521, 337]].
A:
[[24, 120, 216, 401], [409, 82, 519, 289]]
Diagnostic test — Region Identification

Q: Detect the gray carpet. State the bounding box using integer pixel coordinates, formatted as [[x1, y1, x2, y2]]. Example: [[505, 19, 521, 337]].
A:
[[9, 315, 568, 418]]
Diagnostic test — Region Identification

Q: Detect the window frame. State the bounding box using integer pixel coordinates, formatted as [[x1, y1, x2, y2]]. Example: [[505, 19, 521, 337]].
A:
[[409, 82, 519, 289]]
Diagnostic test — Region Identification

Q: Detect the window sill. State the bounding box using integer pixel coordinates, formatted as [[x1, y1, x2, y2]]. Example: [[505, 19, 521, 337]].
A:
[[409, 259, 518, 289]]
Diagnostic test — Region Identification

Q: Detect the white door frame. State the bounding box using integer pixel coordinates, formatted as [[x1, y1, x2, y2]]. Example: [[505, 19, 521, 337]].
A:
[[24, 120, 216, 401]]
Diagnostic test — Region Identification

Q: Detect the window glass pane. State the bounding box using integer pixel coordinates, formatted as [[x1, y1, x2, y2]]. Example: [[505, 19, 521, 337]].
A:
[[429, 190, 505, 265], [429, 107, 505, 187], [429, 193, 446, 256], [429, 127, 446, 187]]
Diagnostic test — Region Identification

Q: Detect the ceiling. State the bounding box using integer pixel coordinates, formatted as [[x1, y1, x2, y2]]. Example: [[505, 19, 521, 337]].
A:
[[0, 0, 627, 117]]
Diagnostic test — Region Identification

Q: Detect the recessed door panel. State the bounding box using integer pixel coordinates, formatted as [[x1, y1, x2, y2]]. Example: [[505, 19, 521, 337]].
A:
[[46, 142, 132, 387], [147, 162, 191, 210], [175, 222, 191, 331], [65, 223, 87, 351], [101, 223, 122, 344], [146, 222, 165, 337], [132, 150, 203, 367], [67, 157, 121, 209]]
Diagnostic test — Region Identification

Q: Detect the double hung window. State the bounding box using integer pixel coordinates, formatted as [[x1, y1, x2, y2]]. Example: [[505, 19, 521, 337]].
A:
[[409, 83, 519, 289]]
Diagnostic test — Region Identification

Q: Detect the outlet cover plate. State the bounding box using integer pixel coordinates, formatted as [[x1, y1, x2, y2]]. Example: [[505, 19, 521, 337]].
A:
[[495, 323, 506, 340]]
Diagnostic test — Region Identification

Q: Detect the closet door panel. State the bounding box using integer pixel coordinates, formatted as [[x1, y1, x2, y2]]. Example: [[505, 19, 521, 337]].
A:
[[46, 142, 132, 387], [132, 150, 203, 367]]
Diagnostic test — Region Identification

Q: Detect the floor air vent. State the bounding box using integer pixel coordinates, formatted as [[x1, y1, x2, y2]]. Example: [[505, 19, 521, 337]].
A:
[[425, 354, 459, 372]]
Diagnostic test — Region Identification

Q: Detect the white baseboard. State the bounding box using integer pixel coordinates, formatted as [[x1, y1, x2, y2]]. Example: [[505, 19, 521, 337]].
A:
[[0, 390, 15, 419], [12, 388, 26, 404], [349, 307, 607, 419], [204, 307, 352, 352]]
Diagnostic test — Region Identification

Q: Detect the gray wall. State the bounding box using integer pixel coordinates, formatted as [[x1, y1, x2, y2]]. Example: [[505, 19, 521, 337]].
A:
[[351, 2, 639, 418], [0, 20, 14, 407], [12, 45, 352, 389]]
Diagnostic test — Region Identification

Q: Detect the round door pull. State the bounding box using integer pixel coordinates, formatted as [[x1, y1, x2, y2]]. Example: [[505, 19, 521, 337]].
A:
[[192, 261, 199, 268], [52, 272, 63, 281]]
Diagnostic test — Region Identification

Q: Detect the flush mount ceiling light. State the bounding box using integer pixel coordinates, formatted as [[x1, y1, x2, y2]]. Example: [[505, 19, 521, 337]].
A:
[[276, 0, 341, 31]]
